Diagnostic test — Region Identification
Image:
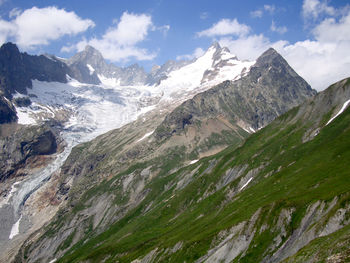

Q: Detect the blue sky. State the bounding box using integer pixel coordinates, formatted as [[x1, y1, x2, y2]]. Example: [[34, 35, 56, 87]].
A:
[[0, 0, 349, 91]]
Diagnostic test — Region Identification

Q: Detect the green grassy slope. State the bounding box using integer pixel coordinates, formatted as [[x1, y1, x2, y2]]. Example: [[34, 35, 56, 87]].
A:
[[44, 78, 350, 263]]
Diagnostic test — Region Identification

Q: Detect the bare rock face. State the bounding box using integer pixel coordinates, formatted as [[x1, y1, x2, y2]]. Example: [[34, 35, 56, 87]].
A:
[[0, 96, 17, 124], [0, 42, 70, 98], [0, 123, 62, 181]]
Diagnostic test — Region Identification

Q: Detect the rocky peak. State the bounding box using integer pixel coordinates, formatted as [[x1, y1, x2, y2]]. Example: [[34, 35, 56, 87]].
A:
[[210, 41, 221, 50], [0, 42, 69, 98], [68, 45, 105, 67], [0, 42, 21, 58], [255, 47, 284, 67]]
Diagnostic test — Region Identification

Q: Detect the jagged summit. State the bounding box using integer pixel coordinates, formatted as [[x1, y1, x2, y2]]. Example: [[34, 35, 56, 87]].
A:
[[255, 47, 284, 66], [68, 45, 105, 65], [210, 41, 221, 50], [0, 42, 20, 54]]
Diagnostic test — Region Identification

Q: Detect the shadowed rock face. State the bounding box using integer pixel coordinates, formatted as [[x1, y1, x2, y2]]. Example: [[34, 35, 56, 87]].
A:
[[0, 123, 61, 181], [0, 96, 17, 124], [0, 43, 70, 99]]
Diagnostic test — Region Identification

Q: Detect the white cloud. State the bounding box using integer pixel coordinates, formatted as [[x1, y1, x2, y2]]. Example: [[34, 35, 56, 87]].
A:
[[250, 10, 263, 18], [280, 10, 350, 90], [176, 47, 205, 60], [251, 5, 276, 18], [312, 14, 350, 42], [157, 24, 170, 36], [102, 12, 152, 46], [219, 34, 287, 61], [196, 18, 250, 37], [0, 6, 94, 49], [62, 12, 161, 62], [264, 5, 276, 14], [302, 0, 335, 20], [270, 21, 287, 34], [200, 12, 209, 20], [0, 19, 15, 44]]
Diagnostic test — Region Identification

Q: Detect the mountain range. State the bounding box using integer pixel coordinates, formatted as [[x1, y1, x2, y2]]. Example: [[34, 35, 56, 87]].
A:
[[0, 41, 349, 263]]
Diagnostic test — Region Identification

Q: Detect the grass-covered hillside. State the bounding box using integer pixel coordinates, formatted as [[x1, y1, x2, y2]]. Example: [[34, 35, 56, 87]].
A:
[[18, 78, 350, 263]]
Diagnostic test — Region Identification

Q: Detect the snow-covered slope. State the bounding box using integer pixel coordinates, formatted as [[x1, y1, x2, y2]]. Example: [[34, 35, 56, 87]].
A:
[[157, 43, 254, 103], [16, 42, 253, 143]]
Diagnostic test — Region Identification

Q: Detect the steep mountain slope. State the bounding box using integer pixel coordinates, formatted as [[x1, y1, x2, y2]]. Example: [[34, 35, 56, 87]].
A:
[[0, 43, 70, 98], [0, 96, 17, 124], [17, 77, 350, 263]]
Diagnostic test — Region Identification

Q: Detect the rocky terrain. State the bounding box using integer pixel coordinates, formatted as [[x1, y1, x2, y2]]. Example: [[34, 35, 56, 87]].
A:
[[0, 122, 63, 181]]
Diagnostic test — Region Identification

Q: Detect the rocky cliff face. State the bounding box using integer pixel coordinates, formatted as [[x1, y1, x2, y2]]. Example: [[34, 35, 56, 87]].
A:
[[0, 122, 63, 182], [0, 96, 17, 124], [0, 43, 70, 99]]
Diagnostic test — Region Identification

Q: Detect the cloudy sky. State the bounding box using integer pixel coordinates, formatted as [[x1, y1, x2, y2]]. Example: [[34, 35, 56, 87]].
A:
[[0, 0, 349, 91]]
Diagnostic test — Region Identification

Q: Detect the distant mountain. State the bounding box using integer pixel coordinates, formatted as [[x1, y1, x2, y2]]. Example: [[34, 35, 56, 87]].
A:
[[67, 45, 149, 86]]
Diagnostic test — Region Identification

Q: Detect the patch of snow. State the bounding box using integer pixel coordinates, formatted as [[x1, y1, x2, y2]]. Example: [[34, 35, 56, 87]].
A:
[[326, 99, 350, 125], [189, 159, 199, 165], [9, 216, 22, 239], [240, 177, 253, 191], [212, 59, 255, 86], [0, 181, 21, 208], [158, 45, 217, 101], [98, 74, 121, 86], [86, 64, 95, 75], [137, 130, 154, 142], [13, 92, 28, 99], [48, 259, 57, 263], [220, 50, 236, 61], [15, 107, 36, 125], [249, 127, 256, 133]]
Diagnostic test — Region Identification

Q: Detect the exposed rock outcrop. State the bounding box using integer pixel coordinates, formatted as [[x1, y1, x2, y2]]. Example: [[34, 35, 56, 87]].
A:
[[0, 122, 62, 181], [0, 96, 17, 124]]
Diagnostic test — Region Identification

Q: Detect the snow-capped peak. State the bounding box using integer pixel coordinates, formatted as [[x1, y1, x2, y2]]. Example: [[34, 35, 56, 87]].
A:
[[157, 42, 255, 103]]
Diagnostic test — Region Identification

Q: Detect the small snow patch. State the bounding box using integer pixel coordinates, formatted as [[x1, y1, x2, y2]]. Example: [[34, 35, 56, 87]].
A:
[[9, 216, 22, 239], [326, 99, 350, 125], [240, 177, 253, 191], [242, 127, 250, 133], [15, 107, 36, 125], [48, 259, 57, 263], [189, 159, 199, 165], [86, 64, 95, 75], [137, 130, 154, 142], [249, 127, 256, 133]]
